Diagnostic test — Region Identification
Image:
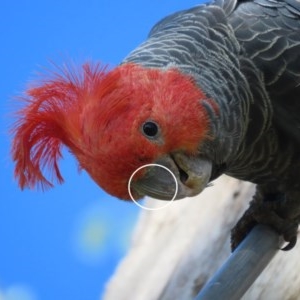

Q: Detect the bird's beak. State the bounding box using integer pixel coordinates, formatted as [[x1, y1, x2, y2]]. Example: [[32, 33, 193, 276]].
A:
[[130, 152, 212, 200]]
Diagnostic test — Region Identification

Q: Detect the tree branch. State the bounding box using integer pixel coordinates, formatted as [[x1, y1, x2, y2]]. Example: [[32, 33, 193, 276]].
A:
[[103, 176, 300, 300]]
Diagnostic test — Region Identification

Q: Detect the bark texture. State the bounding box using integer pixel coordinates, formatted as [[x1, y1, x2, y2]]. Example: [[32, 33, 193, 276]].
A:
[[103, 176, 300, 300]]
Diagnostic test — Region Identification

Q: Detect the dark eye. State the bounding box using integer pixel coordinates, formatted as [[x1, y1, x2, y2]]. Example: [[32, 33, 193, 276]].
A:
[[142, 121, 159, 138]]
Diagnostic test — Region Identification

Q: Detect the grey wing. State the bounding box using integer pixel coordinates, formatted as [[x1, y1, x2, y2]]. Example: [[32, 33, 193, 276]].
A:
[[229, 0, 300, 143], [230, 0, 300, 99], [125, 4, 235, 68]]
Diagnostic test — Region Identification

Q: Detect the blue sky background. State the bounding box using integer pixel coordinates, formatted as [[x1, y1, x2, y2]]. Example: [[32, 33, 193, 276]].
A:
[[1, 0, 202, 299]]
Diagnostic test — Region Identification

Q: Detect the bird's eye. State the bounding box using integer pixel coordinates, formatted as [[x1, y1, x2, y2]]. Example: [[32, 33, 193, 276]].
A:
[[142, 121, 159, 138]]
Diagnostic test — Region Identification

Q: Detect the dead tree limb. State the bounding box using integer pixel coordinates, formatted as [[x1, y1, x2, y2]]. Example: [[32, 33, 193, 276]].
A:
[[103, 176, 300, 300]]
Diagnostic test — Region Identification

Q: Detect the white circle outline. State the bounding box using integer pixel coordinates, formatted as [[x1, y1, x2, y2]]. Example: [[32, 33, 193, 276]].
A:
[[127, 163, 178, 211]]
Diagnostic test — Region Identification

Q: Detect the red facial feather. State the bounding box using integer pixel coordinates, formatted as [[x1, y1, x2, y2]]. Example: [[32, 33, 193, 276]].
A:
[[11, 62, 211, 199]]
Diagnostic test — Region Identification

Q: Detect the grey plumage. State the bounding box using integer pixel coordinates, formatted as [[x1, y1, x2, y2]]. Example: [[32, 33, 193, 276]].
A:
[[124, 0, 300, 184], [123, 0, 300, 247]]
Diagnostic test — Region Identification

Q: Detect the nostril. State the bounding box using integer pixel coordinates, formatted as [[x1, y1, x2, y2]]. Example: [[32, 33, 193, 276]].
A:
[[179, 168, 188, 184], [171, 153, 189, 184]]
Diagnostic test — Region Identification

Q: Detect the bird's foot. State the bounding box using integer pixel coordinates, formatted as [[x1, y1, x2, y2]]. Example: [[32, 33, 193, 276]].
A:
[[231, 189, 299, 251]]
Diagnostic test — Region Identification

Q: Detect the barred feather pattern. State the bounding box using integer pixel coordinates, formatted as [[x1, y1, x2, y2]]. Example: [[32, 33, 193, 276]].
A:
[[123, 0, 300, 189]]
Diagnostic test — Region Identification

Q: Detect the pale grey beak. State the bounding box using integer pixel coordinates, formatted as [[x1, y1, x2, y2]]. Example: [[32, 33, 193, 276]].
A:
[[131, 153, 212, 200]]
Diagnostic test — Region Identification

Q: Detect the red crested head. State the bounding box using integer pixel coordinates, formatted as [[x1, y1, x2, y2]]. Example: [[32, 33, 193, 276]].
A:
[[11, 62, 210, 199]]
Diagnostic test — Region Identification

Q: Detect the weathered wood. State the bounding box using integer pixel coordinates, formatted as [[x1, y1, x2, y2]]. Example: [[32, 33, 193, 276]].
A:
[[103, 176, 300, 300], [195, 225, 282, 300]]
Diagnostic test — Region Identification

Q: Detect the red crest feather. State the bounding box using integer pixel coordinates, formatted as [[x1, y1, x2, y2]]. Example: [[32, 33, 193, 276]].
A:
[[11, 63, 108, 189]]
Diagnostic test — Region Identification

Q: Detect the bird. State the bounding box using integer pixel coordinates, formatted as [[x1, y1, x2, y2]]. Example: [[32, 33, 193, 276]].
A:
[[11, 0, 300, 250]]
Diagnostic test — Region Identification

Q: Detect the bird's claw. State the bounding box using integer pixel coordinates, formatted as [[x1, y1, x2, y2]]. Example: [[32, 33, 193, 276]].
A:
[[231, 196, 299, 251], [281, 227, 298, 251], [281, 236, 297, 251]]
